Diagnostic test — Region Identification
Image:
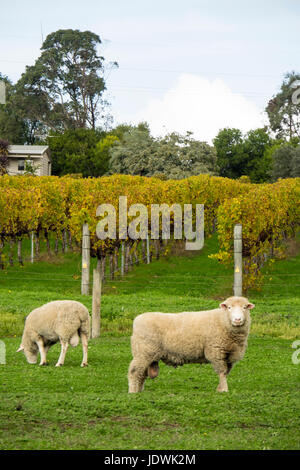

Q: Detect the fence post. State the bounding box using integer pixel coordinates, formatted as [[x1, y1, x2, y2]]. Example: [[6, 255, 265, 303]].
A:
[[17, 239, 23, 266], [92, 259, 101, 338], [31, 232, 34, 263], [146, 235, 150, 264], [234, 224, 243, 296], [81, 223, 90, 295], [121, 242, 125, 276]]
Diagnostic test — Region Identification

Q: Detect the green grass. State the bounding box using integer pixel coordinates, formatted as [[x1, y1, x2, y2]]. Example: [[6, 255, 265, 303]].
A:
[[0, 234, 299, 449], [1, 336, 299, 450]]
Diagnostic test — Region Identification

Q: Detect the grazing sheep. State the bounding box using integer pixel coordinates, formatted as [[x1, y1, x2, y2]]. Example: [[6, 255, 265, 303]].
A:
[[128, 296, 254, 393], [17, 300, 90, 367]]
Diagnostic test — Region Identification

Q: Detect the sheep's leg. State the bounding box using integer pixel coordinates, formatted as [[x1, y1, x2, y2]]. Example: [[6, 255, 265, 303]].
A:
[[80, 332, 88, 367], [36, 339, 47, 366], [128, 358, 148, 393], [217, 372, 228, 393], [55, 340, 69, 367], [210, 360, 229, 392]]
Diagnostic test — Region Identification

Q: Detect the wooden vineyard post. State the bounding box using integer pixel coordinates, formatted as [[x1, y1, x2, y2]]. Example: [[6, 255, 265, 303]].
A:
[[234, 224, 243, 296], [92, 259, 102, 338], [81, 223, 90, 295], [17, 239, 23, 266], [31, 232, 34, 263], [146, 235, 150, 264], [121, 242, 125, 276]]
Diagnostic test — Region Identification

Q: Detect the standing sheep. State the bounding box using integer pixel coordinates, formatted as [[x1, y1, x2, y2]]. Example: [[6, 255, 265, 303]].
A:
[[128, 296, 254, 393], [17, 300, 90, 367]]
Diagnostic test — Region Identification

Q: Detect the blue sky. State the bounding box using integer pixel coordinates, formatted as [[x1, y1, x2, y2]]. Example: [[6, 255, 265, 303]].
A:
[[1, 0, 300, 141]]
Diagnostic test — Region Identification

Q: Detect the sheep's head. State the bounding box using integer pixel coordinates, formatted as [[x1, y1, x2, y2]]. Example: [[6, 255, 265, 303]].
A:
[[219, 296, 254, 327], [17, 342, 38, 364]]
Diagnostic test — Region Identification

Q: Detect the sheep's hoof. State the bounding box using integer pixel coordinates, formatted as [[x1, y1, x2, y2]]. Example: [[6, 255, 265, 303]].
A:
[[55, 363, 63, 367], [81, 362, 88, 367], [39, 362, 47, 366], [216, 386, 228, 393]]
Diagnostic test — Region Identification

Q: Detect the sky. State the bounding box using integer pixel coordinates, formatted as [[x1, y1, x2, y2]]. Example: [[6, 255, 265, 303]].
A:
[[1, 0, 300, 143]]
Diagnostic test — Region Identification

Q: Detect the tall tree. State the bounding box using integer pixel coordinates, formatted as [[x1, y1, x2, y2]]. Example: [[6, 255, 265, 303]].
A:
[[266, 71, 300, 140], [16, 29, 117, 137]]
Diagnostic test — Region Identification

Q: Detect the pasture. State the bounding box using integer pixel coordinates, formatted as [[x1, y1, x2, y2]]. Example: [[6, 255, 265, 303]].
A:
[[0, 235, 299, 450]]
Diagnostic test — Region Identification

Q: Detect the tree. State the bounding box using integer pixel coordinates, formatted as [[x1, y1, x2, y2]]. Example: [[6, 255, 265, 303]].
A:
[[213, 127, 273, 182], [109, 124, 217, 178], [266, 71, 300, 140], [16, 29, 117, 137], [213, 128, 246, 178], [47, 128, 118, 177], [242, 128, 272, 182], [109, 123, 155, 176], [0, 73, 27, 143], [271, 144, 300, 180]]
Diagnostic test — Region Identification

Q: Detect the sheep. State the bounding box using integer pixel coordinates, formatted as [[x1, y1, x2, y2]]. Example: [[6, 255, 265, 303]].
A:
[[17, 300, 90, 367], [128, 296, 254, 393]]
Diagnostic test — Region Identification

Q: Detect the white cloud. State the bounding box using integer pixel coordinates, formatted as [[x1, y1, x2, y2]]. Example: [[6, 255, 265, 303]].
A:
[[128, 74, 267, 143]]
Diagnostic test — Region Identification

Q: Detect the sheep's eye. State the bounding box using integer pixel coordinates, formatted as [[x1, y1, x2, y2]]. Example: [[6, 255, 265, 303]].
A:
[[243, 306, 247, 309], [228, 306, 231, 310]]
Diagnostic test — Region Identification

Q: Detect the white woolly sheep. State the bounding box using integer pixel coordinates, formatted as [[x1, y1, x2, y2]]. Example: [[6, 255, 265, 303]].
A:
[[128, 296, 254, 393], [17, 300, 90, 367]]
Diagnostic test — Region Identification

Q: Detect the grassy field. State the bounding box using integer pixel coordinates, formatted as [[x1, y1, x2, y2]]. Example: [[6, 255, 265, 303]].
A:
[[0, 234, 299, 450]]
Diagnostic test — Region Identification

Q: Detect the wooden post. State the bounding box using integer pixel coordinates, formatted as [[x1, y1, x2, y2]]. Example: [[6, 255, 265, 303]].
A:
[[81, 223, 90, 295], [142, 240, 146, 262], [31, 232, 34, 263], [234, 224, 243, 296], [101, 256, 106, 283], [17, 239, 23, 266], [146, 235, 150, 264], [63, 229, 68, 253], [114, 246, 119, 275], [35, 232, 40, 258], [124, 243, 129, 273], [92, 258, 101, 338], [109, 253, 114, 280], [121, 242, 125, 276]]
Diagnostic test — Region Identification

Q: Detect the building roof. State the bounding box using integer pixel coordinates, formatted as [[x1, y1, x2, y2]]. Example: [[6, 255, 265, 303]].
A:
[[8, 145, 50, 156]]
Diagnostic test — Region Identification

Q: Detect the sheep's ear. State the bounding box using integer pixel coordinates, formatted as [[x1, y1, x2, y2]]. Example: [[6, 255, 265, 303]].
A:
[[17, 345, 24, 352], [247, 303, 255, 310], [219, 303, 227, 310]]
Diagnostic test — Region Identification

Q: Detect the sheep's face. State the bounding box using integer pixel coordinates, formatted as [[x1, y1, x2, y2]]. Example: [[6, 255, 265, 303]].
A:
[[17, 343, 38, 364], [220, 297, 255, 327]]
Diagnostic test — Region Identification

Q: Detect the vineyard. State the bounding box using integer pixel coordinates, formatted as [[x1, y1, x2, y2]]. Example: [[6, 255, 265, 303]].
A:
[[0, 174, 299, 289]]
